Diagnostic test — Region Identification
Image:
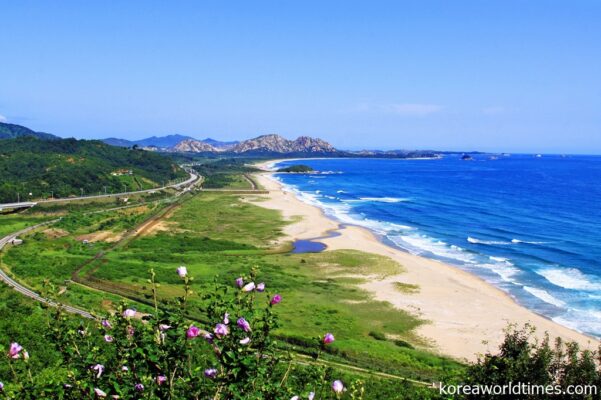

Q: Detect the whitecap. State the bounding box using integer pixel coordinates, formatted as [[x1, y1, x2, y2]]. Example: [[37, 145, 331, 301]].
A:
[[358, 197, 410, 203], [537, 267, 601, 291], [467, 236, 512, 245], [391, 234, 477, 264], [511, 238, 548, 244], [476, 262, 520, 283], [523, 286, 566, 308]]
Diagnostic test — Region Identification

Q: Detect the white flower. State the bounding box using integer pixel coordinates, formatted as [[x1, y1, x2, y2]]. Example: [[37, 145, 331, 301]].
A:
[[242, 282, 256, 292], [92, 364, 105, 379], [240, 337, 251, 345], [332, 380, 344, 394], [176, 266, 187, 278], [94, 388, 107, 398], [123, 309, 136, 318]]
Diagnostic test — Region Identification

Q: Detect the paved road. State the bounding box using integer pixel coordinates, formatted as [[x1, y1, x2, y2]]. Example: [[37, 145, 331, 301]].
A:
[[37, 171, 199, 204]]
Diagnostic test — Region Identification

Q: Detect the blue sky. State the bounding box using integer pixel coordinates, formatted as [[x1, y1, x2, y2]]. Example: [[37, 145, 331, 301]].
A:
[[1, 1, 600, 153]]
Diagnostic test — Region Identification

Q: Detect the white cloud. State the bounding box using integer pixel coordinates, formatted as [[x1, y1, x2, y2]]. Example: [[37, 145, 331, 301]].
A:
[[482, 106, 505, 115], [0, 114, 7, 123], [352, 103, 443, 116], [385, 103, 443, 116]]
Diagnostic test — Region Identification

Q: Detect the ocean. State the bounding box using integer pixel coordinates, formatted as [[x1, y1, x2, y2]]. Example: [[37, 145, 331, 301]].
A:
[[272, 155, 601, 338]]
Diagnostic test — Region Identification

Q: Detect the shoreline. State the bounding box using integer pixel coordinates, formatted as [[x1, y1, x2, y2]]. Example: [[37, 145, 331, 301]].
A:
[[252, 160, 598, 362]]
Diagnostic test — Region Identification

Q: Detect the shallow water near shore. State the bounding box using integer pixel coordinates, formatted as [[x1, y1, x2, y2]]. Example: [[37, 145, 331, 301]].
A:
[[273, 155, 601, 338]]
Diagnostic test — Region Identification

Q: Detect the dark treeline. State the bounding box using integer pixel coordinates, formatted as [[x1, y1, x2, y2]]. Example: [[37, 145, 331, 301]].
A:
[[0, 137, 186, 202]]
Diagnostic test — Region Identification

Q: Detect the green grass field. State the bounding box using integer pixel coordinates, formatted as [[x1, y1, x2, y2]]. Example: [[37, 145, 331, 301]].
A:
[[76, 192, 461, 380], [1, 188, 464, 389]]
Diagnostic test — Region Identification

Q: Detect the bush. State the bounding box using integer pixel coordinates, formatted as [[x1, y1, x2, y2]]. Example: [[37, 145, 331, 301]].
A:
[[368, 331, 386, 341], [0, 268, 361, 399]]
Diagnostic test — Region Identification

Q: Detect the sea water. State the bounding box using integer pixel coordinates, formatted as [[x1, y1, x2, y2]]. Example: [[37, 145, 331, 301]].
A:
[[273, 155, 601, 337]]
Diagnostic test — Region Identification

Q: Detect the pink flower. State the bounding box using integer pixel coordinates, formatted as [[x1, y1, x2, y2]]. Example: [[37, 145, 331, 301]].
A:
[[121, 366, 129, 372], [214, 323, 229, 338], [332, 380, 344, 394], [290, 396, 299, 400], [308, 392, 315, 400], [204, 368, 217, 379], [101, 320, 112, 329], [176, 266, 187, 278], [156, 375, 167, 385], [223, 312, 230, 325], [235, 277, 244, 288], [242, 282, 256, 292], [123, 309, 136, 318], [94, 388, 107, 398], [203, 332, 214, 343], [134, 383, 144, 392], [240, 337, 251, 345], [0, 382, 4, 391], [8, 342, 23, 359], [127, 326, 135, 337], [237, 317, 251, 332], [104, 335, 114, 343], [270, 294, 282, 305], [92, 364, 105, 379], [187, 325, 201, 339], [159, 324, 171, 331], [323, 333, 335, 344], [256, 282, 265, 292]]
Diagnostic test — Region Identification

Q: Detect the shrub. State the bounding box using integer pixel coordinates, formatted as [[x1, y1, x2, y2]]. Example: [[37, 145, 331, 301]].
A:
[[368, 331, 386, 341], [0, 268, 360, 399]]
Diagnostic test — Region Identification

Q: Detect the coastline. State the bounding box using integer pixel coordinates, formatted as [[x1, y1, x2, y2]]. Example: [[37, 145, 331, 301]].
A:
[[252, 160, 599, 362]]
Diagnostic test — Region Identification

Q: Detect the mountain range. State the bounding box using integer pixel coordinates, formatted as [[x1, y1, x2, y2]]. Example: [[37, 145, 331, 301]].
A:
[[1, 121, 442, 158], [102, 133, 337, 155]]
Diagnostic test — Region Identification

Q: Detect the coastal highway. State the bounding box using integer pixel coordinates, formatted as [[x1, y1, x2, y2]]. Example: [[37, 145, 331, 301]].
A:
[[36, 170, 199, 204], [0, 221, 95, 319], [0, 169, 199, 210]]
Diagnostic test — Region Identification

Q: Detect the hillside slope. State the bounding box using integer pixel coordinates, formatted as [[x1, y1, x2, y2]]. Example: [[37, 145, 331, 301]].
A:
[[0, 122, 59, 141], [0, 136, 186, 202]]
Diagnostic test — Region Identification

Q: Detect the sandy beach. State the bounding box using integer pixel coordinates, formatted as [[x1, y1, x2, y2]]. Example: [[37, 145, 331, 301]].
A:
[[252, 163, 598, 362]]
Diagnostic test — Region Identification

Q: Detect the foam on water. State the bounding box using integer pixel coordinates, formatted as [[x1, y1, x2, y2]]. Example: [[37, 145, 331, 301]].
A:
[[523, 286, 567, 308], [357, 197, 411, 203], [512, 238, 549, 244], [390, 234, 477, 264], [468, 236, 513, 245], [537, 267, 601, 291]]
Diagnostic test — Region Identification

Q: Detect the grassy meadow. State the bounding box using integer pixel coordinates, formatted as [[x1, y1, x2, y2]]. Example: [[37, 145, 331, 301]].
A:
[[1, 187, 464, 397], [75, 192, 461, 380]]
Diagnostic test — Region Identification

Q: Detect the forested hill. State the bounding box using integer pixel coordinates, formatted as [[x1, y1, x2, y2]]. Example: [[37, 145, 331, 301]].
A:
[[0, 136, 186, 203], [0, 121, 59, 140]]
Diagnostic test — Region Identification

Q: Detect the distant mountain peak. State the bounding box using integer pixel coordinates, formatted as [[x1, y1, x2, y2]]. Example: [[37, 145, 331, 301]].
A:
[[230, 134, 337, 154], [171, 139, 218, 153]]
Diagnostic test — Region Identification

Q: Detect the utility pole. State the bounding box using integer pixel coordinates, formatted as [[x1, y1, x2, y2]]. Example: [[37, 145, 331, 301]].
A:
[[80, 188, 84, 197], [104, 186, 107, 195]]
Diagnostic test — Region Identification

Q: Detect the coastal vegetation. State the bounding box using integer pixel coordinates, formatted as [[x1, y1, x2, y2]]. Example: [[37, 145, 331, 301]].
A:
[[191, 159, 260, 189], [0, 136, 186, 203], [277, 165, 314, 173]]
